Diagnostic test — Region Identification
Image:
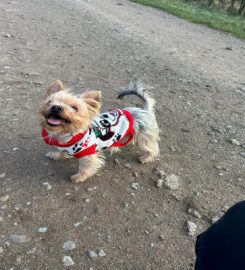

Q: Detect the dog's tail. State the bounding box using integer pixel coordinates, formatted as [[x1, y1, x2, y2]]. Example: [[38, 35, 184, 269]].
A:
[[117, 81, 156, 114]]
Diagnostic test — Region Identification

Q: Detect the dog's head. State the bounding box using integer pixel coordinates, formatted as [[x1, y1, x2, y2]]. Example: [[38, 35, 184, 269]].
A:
[[39, 80, 101, 135]]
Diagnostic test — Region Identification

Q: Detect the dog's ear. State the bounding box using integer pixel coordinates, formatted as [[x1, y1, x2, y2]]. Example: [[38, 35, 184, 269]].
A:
[[81, 91, 101, 117], [46, 80, 65, 97]]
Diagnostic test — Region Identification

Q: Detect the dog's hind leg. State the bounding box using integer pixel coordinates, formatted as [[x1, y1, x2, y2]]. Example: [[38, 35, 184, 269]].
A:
[[136, 129, 160, 164]]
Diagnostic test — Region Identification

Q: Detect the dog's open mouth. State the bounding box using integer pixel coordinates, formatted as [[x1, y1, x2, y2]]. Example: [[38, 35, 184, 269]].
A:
[[46, 115, 71, 126]]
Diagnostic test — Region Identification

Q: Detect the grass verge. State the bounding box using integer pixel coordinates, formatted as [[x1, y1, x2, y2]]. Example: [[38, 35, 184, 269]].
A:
[[130, 0, 245, 39]]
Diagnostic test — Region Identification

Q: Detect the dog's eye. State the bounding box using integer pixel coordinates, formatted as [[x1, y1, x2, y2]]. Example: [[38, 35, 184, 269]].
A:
[[47, 100, 51, 105], [71, 105, 78, 112]]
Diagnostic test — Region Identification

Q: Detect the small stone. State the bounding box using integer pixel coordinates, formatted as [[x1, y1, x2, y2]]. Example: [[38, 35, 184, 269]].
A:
[[87, 250, 98, 258], [144, 230, 149, 236], [42, 182, 52, 190], [188, 208, 201, 219], [26, 247, 36, 254], [33, 81, 43, 86], [26, 202, 31, 206], [38, 227, 48, 233], [84, 198, 90, 203], [186, 221, 197, 236], [229, 138, 241, 146], [156, 179, 164, 189], [225, 46, 232, 50], [97, 248, 106, 257], [0, 195, 9, 202], [210, 139, 218, 144], [159, 234, 165, 240], [63, 256, 75, 266], [122, 202, 129, 208], [63, 240, 76, 251], [0, 217, 3, 222], [73, 222, 81, 228], [13, 147, 19, 151], [133, 172, 139, 178], [4, 34, 11, 38], [0, 246, 3, 254], [240, 152, 245, 157], [9, 235, 31, 243], [165, 174, 180, 190], [150, 243, 154, 247], [155, 168, 166, 178], [87, 186, 97, 192], [211, 216, 220, 224], [131, 182, 139, 190], [0, 173, 6, 178], [124, 163, 131, 169]]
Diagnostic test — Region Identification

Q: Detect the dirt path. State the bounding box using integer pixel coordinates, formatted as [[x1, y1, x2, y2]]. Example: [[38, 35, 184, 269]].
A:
[[0, 0, 244, 269]]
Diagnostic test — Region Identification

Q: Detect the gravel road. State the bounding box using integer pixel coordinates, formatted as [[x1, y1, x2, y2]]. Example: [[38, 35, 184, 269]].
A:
[[0, 0, 244, 269]]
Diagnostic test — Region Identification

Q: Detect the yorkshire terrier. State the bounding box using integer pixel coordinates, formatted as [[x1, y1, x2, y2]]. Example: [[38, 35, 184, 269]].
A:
[[39, 80, 159, 183]]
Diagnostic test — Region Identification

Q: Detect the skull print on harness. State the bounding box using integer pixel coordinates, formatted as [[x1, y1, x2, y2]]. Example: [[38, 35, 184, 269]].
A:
[[92, 109, 129, 150]]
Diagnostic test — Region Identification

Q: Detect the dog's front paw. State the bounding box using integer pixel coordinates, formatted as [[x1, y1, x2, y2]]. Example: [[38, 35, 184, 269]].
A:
[[70, 173, 89, 183], [45, 151, 62, 160], [138, 154, 154, 164]]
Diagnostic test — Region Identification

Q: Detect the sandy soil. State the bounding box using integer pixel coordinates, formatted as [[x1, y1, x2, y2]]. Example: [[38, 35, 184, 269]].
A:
[[0, 0, 244, 269]]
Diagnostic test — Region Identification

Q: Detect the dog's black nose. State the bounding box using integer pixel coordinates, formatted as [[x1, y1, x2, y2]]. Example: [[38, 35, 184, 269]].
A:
[[51, 105, 63, 114]]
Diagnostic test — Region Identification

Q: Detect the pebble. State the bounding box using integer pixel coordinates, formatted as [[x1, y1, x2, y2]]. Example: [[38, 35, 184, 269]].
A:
[[159, 234, 165, 240], [114, 158, 119, 164], [73, 222, 82, 228], [211, 216, 220, 224], [165, 174, 180, 190], [188, 208, 202, 219], [131, 182, 139, 190], [38, 227, 48, 233], [87, 186, 97, 192], [26, 247, 36, 254], [4, 33, 11, 38], [63, 256, 75, 266], [63, 241, 76, 251], [124, 163, 131, 169], [210, 139, 218, 144], [0, 173, 6, 178], [97, 248, 106, 257], [240, 152, 245, 157], [133, 172, 139, 178], [0, 195, 9, 202], [0, 246, 3, 254], [87, 250, 98, 258], [42, 182, 52, 190], [155, 168, 166, 178], [186, 221, 197, 236], [229, 138, 241, 146], [9, 234, 31, 243], [84, 198, 90, 203], [156, 178, 164, 189]]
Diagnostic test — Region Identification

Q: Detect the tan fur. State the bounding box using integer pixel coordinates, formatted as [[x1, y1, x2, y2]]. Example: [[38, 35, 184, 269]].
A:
[[39, 80, 159, 184]]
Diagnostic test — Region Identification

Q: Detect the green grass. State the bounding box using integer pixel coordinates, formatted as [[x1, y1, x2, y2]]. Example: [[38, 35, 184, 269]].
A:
[[130, 0, 245, 39]]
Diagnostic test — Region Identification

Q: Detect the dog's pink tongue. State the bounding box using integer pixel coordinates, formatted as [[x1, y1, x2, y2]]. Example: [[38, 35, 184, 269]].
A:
[[48, 117, 63, 125]]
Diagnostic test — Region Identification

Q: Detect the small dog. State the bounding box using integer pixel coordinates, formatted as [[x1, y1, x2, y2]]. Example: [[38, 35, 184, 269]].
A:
[[39, 80, 159, 183]]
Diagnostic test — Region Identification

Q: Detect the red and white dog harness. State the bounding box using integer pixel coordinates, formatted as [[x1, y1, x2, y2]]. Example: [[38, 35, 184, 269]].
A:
[[42, 109, 134, 158]]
